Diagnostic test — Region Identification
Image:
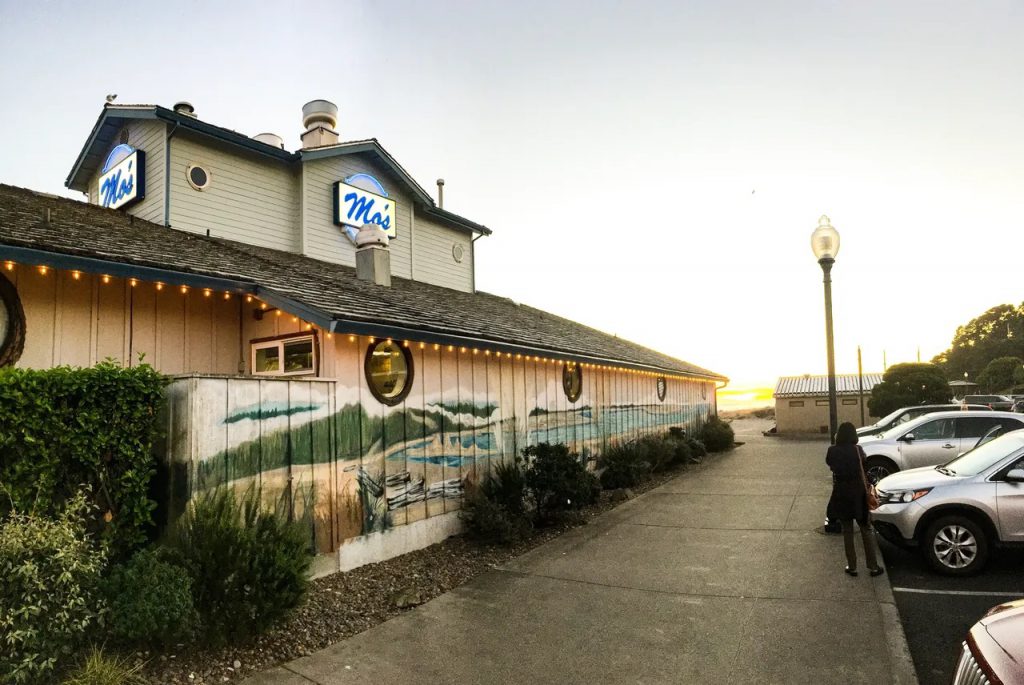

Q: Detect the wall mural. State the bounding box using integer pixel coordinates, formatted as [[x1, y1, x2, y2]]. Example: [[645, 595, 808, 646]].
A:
[[166, 340, 714, 555]]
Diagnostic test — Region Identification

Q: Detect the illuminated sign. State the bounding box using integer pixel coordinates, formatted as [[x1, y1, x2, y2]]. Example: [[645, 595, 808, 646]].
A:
[[332, 173, 396, 244], [97, 144, 145, 210]]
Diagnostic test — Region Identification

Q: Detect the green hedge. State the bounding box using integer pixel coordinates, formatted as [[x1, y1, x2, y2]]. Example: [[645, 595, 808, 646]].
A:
[[0, 362, 167, 554]]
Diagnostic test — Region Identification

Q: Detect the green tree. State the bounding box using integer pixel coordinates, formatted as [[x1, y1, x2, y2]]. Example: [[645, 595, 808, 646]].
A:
[[933, 304, 1024, 381], [868, 363, 950, 418], [976, 356, 1024, 393]]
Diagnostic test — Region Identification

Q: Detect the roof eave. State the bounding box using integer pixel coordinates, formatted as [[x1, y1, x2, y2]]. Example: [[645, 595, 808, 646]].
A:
[[151, 106, 297, 163], [65, 105, 158, 192], [299, 141, 492, 236], [66, 105, 298, 192], [299, 140, 434, 205], [421, 205, 492, 236]]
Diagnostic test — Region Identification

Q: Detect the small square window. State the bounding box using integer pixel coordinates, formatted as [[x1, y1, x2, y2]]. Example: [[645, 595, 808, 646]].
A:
[[254, 345, 280, 373], [251, 334, 316, 376]]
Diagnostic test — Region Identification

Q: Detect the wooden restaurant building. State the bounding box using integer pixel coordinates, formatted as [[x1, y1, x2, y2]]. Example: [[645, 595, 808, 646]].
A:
[[0, 99, 726, 571]]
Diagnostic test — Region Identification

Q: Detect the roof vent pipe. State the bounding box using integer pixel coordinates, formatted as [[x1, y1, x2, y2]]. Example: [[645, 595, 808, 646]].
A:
[[253, 132, 285, 149], [173, 101, 196, 117], [437, 178, 445, 208], [300, 99, 339, 149]]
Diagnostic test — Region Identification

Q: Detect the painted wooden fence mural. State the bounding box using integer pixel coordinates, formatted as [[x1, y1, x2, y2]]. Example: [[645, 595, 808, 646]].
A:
[[164, 338, 714, 556]]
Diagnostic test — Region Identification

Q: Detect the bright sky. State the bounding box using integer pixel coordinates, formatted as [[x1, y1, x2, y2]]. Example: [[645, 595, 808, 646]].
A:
[[2, 1, 1022, 399]]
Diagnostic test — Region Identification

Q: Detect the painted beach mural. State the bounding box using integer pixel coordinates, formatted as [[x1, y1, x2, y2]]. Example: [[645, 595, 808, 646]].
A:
[[164, 337, 715, 556]]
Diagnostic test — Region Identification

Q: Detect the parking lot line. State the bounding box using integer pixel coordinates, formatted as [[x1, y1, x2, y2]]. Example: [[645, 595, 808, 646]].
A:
[[892, 587, 1024, 598]]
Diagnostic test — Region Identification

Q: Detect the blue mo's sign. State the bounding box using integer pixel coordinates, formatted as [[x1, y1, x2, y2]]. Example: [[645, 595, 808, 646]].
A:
[[332, 174, 396, 244], [98, 144, 146, 210]]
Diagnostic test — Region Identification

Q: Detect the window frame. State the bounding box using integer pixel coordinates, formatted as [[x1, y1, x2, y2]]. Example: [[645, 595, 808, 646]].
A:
[[562, 361, 583, 403], [364, 338, 415, 406], [250, 332, 318, 377]]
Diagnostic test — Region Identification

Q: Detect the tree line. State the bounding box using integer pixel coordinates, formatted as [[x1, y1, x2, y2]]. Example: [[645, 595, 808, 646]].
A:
[[866, 303, 1024, 417]]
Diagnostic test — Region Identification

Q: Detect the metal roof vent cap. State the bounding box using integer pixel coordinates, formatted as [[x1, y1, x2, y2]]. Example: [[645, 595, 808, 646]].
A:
[[253, 132, 285, 149], [173, 101, 196, 117], [302, 99, 338, 131], [354, 223, 389, 249]]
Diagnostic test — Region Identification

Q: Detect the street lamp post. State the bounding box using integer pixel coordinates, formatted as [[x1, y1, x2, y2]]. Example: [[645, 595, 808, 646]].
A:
[[811, 215, 841, 444]]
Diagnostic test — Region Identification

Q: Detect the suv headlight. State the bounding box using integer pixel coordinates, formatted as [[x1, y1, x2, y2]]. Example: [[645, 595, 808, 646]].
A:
[[877, 488, 932, 504]]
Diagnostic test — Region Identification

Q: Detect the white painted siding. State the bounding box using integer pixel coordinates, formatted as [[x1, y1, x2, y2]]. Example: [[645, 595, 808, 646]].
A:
[[413, 213, 473, 292], [300, 154, 413, 276], [87, 119, 166, 225], [168, 133, 299, 251]]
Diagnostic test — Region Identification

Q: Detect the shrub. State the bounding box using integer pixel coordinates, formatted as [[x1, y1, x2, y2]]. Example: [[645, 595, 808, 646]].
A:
[[0, 494, 105, 684], [61, 646, 145, 685], [686, 437, 707, 458], [699, 416, 735, 452], [598, 441, 652, 489], [0, 362, 167, 556], [666, 436, 693, 466], [522, 443, 599, 523], [637, 435, 675, 472], [461, 458, 533, 545], [102, 548, 196, 647], [166, 488, 311, 645]]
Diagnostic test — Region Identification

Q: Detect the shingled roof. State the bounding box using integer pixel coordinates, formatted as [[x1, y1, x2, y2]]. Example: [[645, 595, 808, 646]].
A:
[[0, 184, 726, 380]]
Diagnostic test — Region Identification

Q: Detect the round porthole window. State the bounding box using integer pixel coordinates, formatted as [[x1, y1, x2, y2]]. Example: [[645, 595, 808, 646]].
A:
[[452, 244, 465, 263], [563, 361, 582, 403], [657, 376, 667, 402], [364, 339, 414, 405], [0, 272, 26, 367], [186, 164, 211, 191]]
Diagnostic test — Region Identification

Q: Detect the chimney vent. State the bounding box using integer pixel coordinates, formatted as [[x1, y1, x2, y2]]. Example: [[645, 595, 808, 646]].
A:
[[253, 132, 285, 149], [354, 223, 391, 286], [437, 178, 445, 208], [300, 99, 340, 149], [173, 101, 196, 117]]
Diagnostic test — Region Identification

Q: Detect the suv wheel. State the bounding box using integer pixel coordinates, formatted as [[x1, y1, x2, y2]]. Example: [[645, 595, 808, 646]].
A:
[[922, 515, 989, 576], [864, 456, 897, 485]]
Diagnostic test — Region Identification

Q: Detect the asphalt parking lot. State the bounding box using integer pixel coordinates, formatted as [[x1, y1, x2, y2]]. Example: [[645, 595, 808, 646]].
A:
[[878, 537, 1024, 684]]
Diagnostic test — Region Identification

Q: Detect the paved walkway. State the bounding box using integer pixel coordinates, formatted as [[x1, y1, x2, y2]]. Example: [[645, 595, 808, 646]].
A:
[[245, 419, 917, 684]]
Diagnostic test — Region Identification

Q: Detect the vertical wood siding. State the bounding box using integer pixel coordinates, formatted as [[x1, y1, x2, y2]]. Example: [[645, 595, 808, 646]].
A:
[[13, 270, 243, 374], [166, 339, 715, 559]]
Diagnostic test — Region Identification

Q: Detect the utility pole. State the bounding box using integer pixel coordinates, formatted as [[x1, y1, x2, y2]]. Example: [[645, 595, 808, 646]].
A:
[[858, 346, 865, 426]]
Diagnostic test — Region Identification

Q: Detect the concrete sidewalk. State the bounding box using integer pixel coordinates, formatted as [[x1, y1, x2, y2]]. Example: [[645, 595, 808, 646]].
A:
[[245, 419, 917, 684]]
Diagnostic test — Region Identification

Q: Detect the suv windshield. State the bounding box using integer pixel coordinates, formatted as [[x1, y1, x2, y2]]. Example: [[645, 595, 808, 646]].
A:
[[942, 431, 1024, 477]]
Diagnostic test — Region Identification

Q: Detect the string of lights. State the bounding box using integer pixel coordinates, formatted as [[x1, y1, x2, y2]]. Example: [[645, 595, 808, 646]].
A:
[[4, 259, 710, 383]]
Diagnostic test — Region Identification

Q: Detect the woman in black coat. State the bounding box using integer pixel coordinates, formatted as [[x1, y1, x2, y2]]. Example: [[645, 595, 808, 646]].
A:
[[826, 422, 884, 577]]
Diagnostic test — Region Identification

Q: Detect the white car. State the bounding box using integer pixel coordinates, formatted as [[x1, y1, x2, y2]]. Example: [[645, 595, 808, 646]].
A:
[[873, 430, 1024, 575], [859, 410, 1024, 483]]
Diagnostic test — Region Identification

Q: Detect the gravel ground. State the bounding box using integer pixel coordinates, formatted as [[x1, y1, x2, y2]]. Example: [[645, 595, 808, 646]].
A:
[[140, 458, 710, 684]]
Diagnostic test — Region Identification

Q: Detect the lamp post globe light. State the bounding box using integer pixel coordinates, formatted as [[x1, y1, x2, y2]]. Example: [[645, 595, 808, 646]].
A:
[[811, 215, 840, 445]]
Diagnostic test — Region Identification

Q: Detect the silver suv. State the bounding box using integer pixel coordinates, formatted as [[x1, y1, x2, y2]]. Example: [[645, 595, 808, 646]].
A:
[[858, 410, 1024, 483], [872, 430, 1024, 575], [857, 404, 989, 438]]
